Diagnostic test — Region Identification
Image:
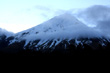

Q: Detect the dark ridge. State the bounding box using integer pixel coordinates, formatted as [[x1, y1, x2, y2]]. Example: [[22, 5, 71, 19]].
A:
[[0, 41, 110, 56]]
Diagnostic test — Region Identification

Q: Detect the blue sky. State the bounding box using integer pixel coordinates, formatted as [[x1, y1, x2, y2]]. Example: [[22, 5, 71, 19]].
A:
[[0, 0, 110, 33]]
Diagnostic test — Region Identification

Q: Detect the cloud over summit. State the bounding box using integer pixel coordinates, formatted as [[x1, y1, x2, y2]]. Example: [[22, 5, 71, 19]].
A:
[[76, 5, 110, 37], [77, 5, 110, 25]]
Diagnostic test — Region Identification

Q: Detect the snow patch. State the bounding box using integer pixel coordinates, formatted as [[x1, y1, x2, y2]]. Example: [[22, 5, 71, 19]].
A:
[[49, 40, 55, 48], [55, 39, 62, 46], [75, 39, 81, 45]]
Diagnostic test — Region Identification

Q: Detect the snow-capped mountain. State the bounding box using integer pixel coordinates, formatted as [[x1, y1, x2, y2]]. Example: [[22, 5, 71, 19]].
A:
[[8, 13, 109, 52], [0, 13, 110, 55]]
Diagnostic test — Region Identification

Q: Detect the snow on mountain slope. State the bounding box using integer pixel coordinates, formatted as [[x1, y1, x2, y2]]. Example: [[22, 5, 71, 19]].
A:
[[15, 13, 102, 40], [9, 13, 107, 50]]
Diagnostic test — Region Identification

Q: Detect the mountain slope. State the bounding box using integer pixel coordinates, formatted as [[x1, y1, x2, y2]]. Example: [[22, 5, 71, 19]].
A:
[[15, 13, 102, 40]]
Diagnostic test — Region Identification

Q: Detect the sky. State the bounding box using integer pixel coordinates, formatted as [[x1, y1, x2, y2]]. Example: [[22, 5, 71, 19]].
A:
[[0, 0, 110, 33]]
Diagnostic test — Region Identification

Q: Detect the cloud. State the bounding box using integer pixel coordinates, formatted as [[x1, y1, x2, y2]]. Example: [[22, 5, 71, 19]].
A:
[[77, 5, 110, 24], [76, 5, 110, 37], [97, 19, 110, 35], [34, 5, 67, 19], [34, 5, 54, 19], [35, 5, 51, 11]]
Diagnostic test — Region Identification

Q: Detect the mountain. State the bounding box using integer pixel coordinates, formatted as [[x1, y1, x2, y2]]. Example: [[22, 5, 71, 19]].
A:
[[0, 28, 13, 37], [0, 13, 110, 56], [0, 28, 14, 53]]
